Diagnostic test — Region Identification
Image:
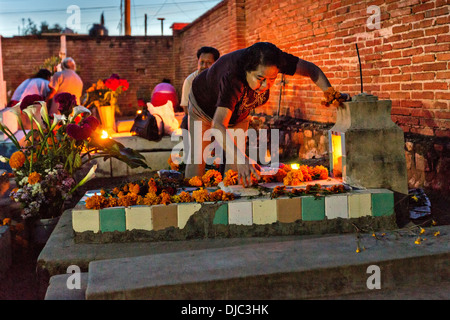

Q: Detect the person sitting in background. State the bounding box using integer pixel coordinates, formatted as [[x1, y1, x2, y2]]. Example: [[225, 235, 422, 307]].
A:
[[47, 57, 83, 115], [7, 69, 52, 108], [180, 46, 220, 129]]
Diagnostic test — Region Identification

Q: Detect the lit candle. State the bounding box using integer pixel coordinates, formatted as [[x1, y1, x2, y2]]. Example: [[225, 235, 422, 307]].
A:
[[290, 163, 300, 170], [101, 130, 109, 139]]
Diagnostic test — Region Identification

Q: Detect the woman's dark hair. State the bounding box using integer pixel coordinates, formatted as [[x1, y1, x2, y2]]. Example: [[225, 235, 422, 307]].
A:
[[241, 42, 282, 73], [197, 46, 220, 61], [33, 69, 52, 80]]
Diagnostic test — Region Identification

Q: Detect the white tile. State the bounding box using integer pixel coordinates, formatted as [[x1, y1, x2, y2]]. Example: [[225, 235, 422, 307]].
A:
[[325, 194, 348, 219], [177, 203, 202, 229], [252, 199, 277, 225], [125, 206, 152, 231], [72, 209, 100, 232], [228, 201, 252, 225]]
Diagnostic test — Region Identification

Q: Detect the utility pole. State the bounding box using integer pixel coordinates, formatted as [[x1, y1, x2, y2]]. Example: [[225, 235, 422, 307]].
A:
[[144, 14, 147, 36], [125, 0, 131, 35], [157, 18, 165, 36]]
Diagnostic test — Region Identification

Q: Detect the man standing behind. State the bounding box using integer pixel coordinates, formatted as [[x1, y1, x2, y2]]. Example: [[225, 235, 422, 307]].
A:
[[47, 57, 83, 115], [180, 46, 220, 129]]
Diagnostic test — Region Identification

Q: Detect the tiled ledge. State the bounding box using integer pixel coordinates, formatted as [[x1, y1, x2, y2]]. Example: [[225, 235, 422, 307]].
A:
[[72, 189, 396, 243]]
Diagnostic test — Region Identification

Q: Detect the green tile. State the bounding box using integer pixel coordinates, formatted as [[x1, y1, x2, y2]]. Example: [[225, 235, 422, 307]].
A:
[[213, 204, 228, 225], [301, 196, 325, 221], [100, 207, 126, 232], [371, 190, 394, 216]]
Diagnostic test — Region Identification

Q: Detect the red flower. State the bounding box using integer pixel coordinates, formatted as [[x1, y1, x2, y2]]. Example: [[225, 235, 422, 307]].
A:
[[66, 118, 97, 141], [105, 78, 120, 91], [104, 74, 128, 92], [54, 92, 77, 115], [80, 116, 100, 131], [20, 94, 43, 110]]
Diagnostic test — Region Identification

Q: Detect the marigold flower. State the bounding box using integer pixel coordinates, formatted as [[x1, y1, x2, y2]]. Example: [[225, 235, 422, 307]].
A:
[[2, 218, 11, 226], [189, 176, 203, 187], [148, 178, 158, 193], [434, 231, 440, 237], [130, 184, 140, 195], [160, 192, 172, 205], [192, 188, 209, 203], [143, 192, 161, 205], [85, 194, 107, 210], [223, 170, 238, 186], [177, 191, 194, 203], [202, 169, 222, 187], [209, 189, 224, 202], [9, 151, 26, 169], [28, 172, 42, 185]]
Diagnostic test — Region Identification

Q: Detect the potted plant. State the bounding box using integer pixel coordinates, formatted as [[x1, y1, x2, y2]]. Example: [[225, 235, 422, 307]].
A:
[[0, 93, 148, 244], [83, 74, 129, 133]]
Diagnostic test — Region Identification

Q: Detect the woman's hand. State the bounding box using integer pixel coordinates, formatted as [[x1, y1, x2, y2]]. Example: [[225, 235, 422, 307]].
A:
[[237, 162, 261, 187]]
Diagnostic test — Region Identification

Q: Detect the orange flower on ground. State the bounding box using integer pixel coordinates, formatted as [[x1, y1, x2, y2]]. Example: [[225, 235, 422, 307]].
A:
[[173, 191, 194, 203], [223, 170, 238, 186], [192, 188, 209, 203], [85, 194, 107, 209], [148, 178, 158, 193], [28, 172, 42, 185], [159, 192, 172, 205], [202, 169, 222, 187], [312, 165, 328, 180], [189, 176, 203, 187], [283, 170, 303, 186], [9, 151, 26, 169], [209, 189, 224, 202]]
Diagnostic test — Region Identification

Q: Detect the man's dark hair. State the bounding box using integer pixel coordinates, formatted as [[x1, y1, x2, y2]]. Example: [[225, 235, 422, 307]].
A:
[[33, 69, 52, 80], [241, 42, 282, 73], [197, 46, 220, 61]]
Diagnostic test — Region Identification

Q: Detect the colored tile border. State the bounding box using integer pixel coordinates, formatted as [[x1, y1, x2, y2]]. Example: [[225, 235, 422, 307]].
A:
[[99, 207, 126, 232], [301, 196, 325, 221], [72, 188, 396, 237]]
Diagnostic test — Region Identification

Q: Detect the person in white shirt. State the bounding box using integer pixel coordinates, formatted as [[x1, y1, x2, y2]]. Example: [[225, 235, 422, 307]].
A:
[[47, 57, 83, 115], [179, 46, 220, 129], [8, 69, 52, 107]]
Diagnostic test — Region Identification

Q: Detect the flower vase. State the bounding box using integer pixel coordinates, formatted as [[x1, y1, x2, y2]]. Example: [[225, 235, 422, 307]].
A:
[[98, 105, 116, 134]]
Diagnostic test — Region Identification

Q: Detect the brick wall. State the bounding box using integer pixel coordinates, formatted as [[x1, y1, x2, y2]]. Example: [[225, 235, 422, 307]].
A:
[[176, 0, 449, 137], [2, 35, 175, 116], [1, 0, 449, 136]]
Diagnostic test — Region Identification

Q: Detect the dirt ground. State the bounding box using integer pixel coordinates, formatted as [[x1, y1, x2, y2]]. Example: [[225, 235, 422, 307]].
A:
[[0, 173, 448, 300]]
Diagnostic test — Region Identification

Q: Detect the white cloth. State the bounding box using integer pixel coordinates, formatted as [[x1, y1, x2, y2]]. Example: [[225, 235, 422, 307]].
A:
[[147, 100, 180, 136], [11, 78, 51, 101], [180, 70, 199, 108]]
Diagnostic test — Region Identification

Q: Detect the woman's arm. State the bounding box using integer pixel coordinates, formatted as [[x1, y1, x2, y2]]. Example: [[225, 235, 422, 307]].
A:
[[295, 59, 332, 91], [212, 106, 260, 186], [295, 59, 351, 100]]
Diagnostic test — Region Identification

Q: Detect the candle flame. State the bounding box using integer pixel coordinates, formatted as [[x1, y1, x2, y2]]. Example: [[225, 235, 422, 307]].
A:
[[290, 163, 300, 170], [101, 130, 109, 139]]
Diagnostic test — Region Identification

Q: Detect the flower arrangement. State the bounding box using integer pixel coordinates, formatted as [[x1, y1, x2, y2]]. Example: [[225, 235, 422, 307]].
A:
[[0, 93, 148, 220], [83, 74, 129, 114], [321, 87, 347, 108], [84, 174, 235, 209]]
